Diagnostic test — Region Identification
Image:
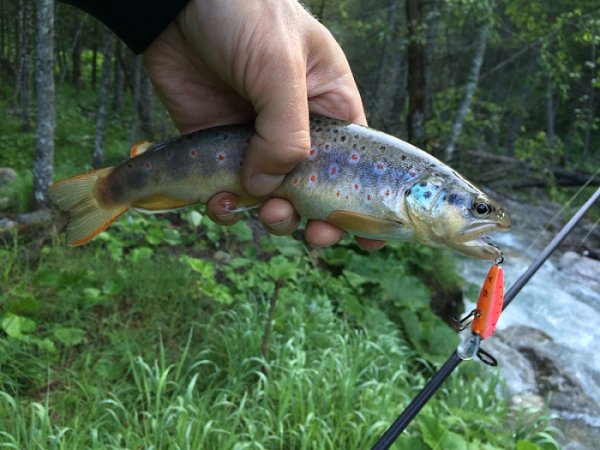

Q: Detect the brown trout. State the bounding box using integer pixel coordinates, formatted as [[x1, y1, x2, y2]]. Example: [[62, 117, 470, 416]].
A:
[[49, 115, 510, 259]]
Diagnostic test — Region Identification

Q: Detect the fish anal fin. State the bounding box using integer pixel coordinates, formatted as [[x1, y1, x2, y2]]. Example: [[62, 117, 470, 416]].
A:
[[327, 210, 403, 235], [133, 194, 194, 211], [130, 140, 154, 158]]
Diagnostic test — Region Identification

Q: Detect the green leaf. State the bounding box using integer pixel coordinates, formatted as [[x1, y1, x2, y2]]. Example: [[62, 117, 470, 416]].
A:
[[53, 327, 87, 347], [516, 440, 542, 450], [1, 312, 36, 337], [129, 246, 153, 263], [82, 287, 104, 307]]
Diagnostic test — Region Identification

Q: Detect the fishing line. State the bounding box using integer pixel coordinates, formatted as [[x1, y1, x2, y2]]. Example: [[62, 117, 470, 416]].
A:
[[371, 185, 600, 450], [520, 166, 600, 257]]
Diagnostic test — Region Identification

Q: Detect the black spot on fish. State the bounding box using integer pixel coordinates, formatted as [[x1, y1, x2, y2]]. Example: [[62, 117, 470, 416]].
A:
[[333, 128, 339, 133], [127, 163, 133, 169], [424, 191, 431, 199], [419, 181, 427, 187], [401, 155, 407, 161], [448, 193, 462, 205], [354, 134, 359, 139], [315, 126, 323, 132], [405, 189, 412, 197], [314, 118, 322, 125], [223, 134, 229, 140], [380, 146, 385, 150], [341, 135, 347, 142], [442, 194, 447, 201]]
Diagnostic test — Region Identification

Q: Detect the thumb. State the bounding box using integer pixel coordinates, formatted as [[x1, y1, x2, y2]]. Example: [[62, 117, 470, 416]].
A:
[[242, 61, 311, 197]]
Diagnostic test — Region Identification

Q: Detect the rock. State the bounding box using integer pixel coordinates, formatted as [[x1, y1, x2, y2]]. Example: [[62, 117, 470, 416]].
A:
[[483, 336, 538, 396], [0, 167, 17, 186], [558, 251, 600, 281], [494, 325, 600, 414]]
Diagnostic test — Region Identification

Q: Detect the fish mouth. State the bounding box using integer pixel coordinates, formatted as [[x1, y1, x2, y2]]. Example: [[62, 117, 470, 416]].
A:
[[452, 219, 509, 260], [451, 234, 503, 260], [457, 221, 509, 243]]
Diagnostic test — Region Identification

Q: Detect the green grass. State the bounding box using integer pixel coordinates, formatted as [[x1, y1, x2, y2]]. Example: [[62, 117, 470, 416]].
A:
[[0, 214, 561, 450]]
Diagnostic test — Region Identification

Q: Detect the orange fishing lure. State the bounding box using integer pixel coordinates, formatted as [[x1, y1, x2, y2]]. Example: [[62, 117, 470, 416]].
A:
[[472, 263, 504, 339], [456, 260, 505, 364]]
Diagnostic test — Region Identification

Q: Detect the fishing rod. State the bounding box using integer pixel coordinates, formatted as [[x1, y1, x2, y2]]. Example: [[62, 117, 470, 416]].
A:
[[371, 185, 600, 450]]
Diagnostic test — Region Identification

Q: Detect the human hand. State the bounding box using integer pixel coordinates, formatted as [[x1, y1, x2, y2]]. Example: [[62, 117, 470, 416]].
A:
[[142, 0, 385, 251]]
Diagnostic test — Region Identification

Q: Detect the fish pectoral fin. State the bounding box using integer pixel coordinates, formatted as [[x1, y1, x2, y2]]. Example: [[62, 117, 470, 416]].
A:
[[133, 194, 194, 211], [326, 210, 403, 235]]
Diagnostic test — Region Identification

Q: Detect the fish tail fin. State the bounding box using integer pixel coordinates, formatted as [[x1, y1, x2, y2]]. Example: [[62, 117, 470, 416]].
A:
[[48, 167, 128, 246]]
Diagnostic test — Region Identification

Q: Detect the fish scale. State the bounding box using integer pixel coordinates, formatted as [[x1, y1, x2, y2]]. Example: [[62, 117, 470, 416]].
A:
[[48, 115, 510, 259]]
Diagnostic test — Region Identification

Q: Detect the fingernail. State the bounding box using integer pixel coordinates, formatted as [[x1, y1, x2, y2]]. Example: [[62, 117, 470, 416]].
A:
[[215, 211, 236, 222], [267, 216, 295, 234], [250, 173, 285, 196]]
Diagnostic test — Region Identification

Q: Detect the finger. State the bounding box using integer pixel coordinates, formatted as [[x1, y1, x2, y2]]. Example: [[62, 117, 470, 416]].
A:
[[258, 198, 300, 236], [356, 237, 387, 252], [304, 220, 344, 248], [206, 192, 243, 225], [242, 57, 311, 197]]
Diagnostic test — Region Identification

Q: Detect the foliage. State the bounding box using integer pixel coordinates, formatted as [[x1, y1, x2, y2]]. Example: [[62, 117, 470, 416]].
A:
[[0, 205, 561, 449]]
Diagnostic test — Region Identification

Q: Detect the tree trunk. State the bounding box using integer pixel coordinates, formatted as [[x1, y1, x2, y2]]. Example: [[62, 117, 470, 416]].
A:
[[444, 20, 490, 161], [368, 0, 400, 128], [91, 21, 98, 88], [33, 0, 55, 208], [546, 78, 555, 148], [129, 54, 141, 145], [71, 17, 83, 90], [406, 0, 426, 148], [20, 0, 31, 131], [112, 39, 123, 112], [93, 27, 112, 169], [424, 0, 439, 133], [582, 39, 596, 162], [138, 65, 155, 139]]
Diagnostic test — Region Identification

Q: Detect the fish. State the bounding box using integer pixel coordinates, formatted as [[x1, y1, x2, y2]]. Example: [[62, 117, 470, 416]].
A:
[[48, 115, 510, 259]]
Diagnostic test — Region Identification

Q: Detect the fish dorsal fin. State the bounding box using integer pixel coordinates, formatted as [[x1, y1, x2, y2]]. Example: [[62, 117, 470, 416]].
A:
[[327, 210, 403, 235], [130, 140, 154, 158]]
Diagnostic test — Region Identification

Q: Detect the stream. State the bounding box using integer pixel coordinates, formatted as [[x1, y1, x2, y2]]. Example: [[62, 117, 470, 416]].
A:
[[458, 194, 600, 449]]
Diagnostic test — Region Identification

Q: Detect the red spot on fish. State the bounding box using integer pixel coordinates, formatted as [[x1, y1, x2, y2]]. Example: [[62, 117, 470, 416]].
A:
[[292, 177, 300, 185], [385, 190, 390, 197], [336, 191, 340, 197], [377, 163, 384, 170], [310, 149, 316, 156], [351, 154, 358, 161], [354, 183, 359, 190], [367, 194, 372, 201], [331, 167, 337, 175], [189, 148, 198, 158], [144, 162, 152, 170], [310, 175, 316, 183], [217, 153, 225, 161]]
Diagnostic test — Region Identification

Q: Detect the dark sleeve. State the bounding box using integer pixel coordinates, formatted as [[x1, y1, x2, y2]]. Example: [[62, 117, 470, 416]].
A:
[[61, 0, 190, 54]]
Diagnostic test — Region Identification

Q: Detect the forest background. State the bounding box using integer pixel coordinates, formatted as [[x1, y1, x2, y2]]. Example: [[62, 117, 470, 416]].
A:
[[0, 0, 598, 448]]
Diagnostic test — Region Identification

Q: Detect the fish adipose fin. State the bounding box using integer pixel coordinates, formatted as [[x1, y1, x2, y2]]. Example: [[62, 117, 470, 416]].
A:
[[130, 140, 154, 158], [327, 210, 403, 235], [48, 168, 128, 246]]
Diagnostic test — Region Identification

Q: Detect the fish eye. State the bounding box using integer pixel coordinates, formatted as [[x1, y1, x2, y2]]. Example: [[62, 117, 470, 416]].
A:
[[474, 202, 491, 216]]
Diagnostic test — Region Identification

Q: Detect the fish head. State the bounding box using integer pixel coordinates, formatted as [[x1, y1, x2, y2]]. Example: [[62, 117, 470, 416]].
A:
[[404, 173, 510, 260]]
